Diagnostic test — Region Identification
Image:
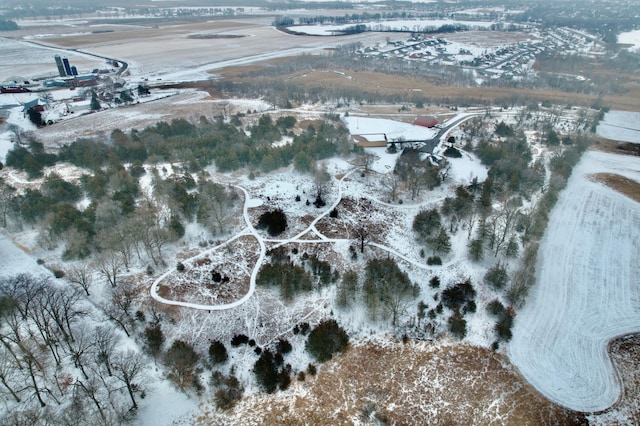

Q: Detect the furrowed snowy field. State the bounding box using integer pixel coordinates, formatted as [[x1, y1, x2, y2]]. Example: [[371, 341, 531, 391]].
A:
[[596, 110, 640, 143], [509, 150, 640, 412]]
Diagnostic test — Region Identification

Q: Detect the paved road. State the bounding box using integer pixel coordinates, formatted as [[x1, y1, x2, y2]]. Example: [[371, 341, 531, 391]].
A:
[[415, 112, 483, 153]]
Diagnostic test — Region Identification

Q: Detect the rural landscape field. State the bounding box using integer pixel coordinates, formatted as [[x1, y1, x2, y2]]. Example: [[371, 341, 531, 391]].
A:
[[0, 0, 639, 424]]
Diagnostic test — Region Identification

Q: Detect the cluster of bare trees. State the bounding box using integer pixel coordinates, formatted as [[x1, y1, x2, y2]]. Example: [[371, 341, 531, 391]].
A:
[[93, 199, 178, 269], [335, 259, 418, 326], [0, 274, 148, 424]]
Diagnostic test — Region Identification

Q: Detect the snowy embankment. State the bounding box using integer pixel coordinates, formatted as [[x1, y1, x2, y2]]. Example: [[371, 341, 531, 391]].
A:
[[509, 150, 640, 412], [0, 235, 50, 276]]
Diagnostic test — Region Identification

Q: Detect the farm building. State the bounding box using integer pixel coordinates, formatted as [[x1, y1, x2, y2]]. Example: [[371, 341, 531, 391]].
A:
[[414, 115, 438, 128], [22, 98, 47, 113], [1, 85, 30, 93], [73, 75, 98, 87]]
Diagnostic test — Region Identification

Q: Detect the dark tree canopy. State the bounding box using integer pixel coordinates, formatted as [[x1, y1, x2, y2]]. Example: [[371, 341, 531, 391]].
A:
[[143, 324, 164, 358], [208, 340, 228, 365], [256, 209, 287, 236], [413, 208, 441, 242], [256, 262, 312, 300], [252, 349, 279, 393], [441, 279, 476, 311], [448, 310, 467, 339], [484, 263, 509, 290], [306, 319, 349, 362], [164, 340, 200, 389]]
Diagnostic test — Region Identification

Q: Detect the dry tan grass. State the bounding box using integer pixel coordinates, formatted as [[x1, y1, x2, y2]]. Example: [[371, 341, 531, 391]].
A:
[[603, 335, 640, 424], [218, 341, 587, 426], [588, 173, 640, 202], [217, 64, 640, 112], [591, 138, 640, 157]]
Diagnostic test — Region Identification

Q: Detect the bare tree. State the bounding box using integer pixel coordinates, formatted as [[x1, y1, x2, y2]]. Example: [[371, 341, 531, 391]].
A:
[[355, 152, 376, 176], [351, 221, 371, 254], [215, 101, 230, 120], [93, 326, 120, 377], [381, 173, 401, 202], [404, 167, 425, 200], [0, 179, 16, 228], [197, 182, 238, 235], [66, 261, 94, 296], [20, 339, 59, 407], [65, 324, 94, 380], [110, 350, 147, 410], [135, 204, 174, 266], [439, 161, 452, 183], [488, 196, 521, 257], [363, 258, 415, 325], [95, 251, 123, 288], [96, 224, 134, 270], [464, 209, 478, 240], [29, 293, 63, 366], [0, 274, 45, 321], [102, 282, 136, 337], [41, 286, 86, 345], [0, 347, 23, 402], [73, 375, 107, 422]]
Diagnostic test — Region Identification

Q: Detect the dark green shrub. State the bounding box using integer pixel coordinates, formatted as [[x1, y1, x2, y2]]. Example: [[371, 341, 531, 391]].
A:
[[209, 340, 228, 365], [231, 334, 249, 347], [253, 349, 279, 393], [257, 209, 287, 236], [306, 319, 349, 362], [427, 256, 442, 265]]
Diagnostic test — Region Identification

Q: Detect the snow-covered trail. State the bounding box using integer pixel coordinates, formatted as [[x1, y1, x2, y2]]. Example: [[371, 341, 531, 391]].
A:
[[149, 113, 486, 311], [150, 186, 266, 310], [509, 150, 640, 412], [150, 166, 441, 310]]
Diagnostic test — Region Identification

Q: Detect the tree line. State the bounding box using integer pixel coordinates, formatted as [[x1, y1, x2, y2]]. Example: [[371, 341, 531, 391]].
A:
[[0, 113, 353, 263]]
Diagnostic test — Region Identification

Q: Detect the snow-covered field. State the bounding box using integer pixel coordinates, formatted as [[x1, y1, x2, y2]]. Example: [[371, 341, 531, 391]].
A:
[[291, 19, 496, 36], [596, 110, 640, 144], [344, 115, 437, 141], [618, 29, 640, 51], [509, 150, 640, 412], [0, 37, 105, 82]]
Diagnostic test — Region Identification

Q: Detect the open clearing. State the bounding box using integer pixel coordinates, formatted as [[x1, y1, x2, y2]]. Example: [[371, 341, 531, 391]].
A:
[[217, 63, 640, 112], [202, 340, 586, 425], [509, 150, 640, 412]]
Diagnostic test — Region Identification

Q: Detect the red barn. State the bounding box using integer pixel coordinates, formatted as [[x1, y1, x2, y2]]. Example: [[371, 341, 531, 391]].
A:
[[414, 115, 438, 128], [73, 75, 97, 87]]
